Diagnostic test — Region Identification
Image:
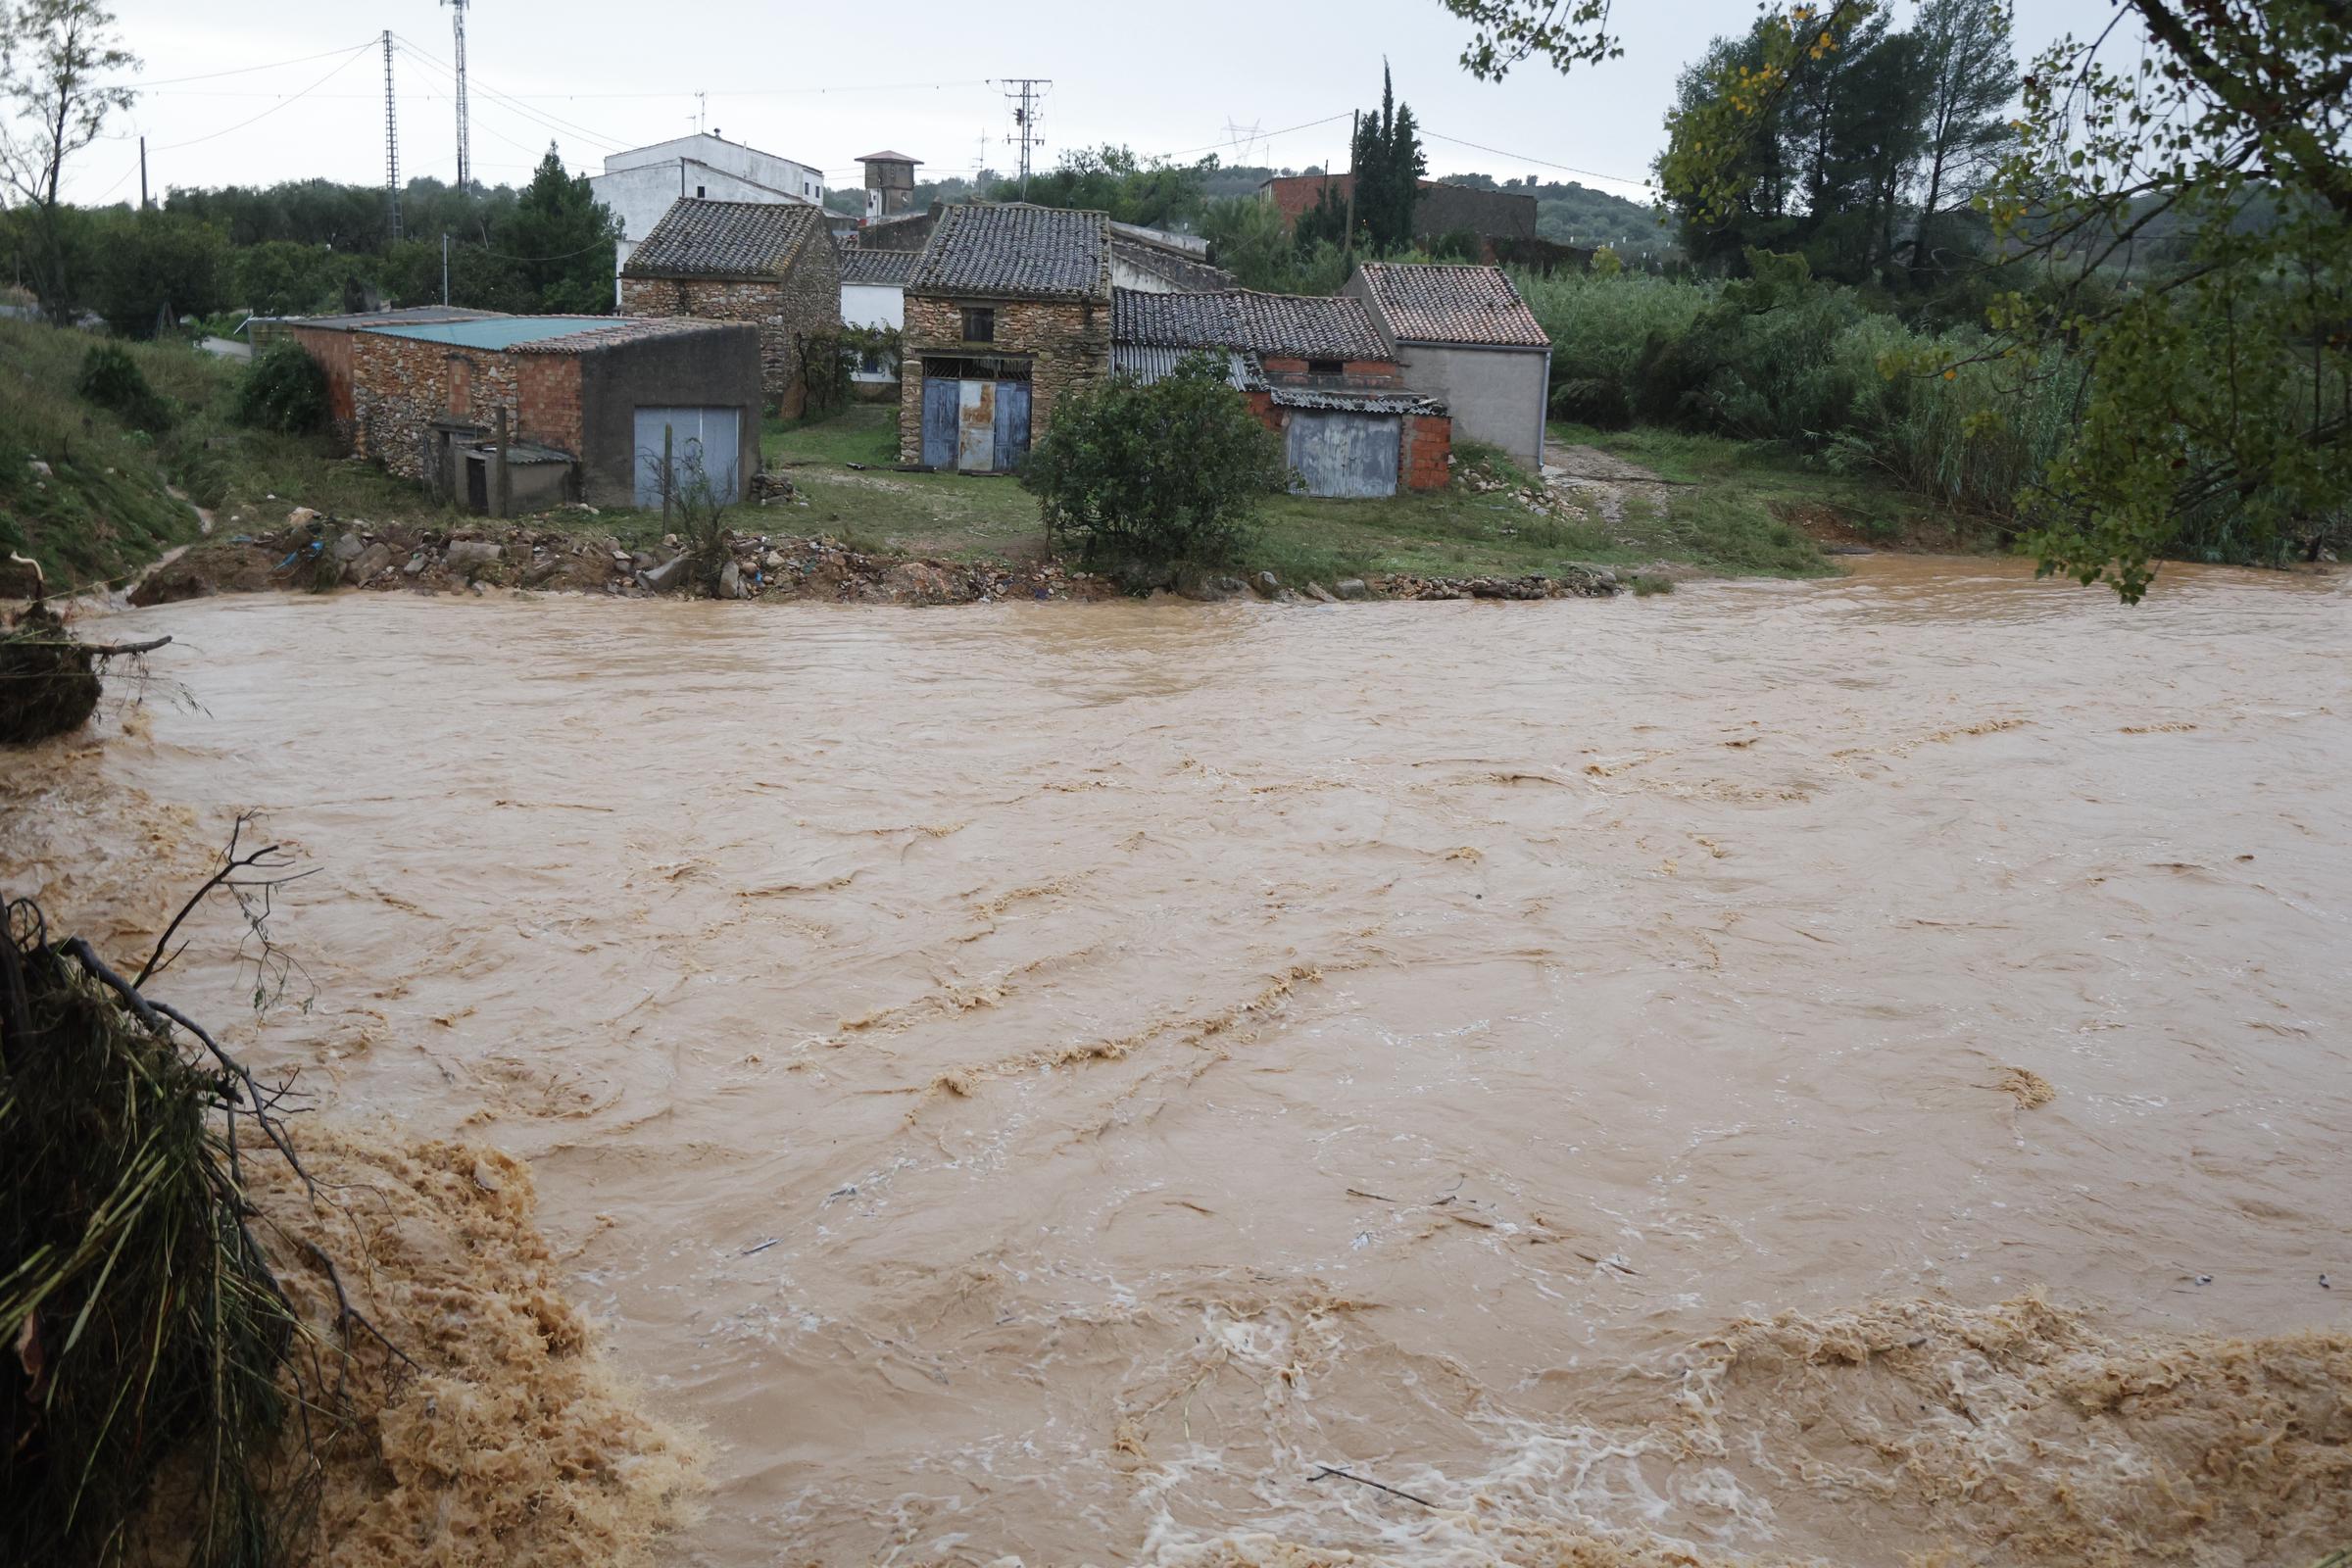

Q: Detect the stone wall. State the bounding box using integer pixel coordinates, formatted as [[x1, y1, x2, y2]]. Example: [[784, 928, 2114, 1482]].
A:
[[897, 293, 1109, 465], [352, 333, 517, 482], [618, 240, 842, 417], [515, 355, 585, 457]]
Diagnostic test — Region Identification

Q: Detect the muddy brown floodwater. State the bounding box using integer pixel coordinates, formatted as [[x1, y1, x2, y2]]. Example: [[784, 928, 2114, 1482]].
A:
[[7, 557, 2351, 1567]]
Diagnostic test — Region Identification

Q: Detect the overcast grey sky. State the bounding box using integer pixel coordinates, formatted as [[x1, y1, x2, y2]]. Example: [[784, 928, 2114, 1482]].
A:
[[70, 0, 2135, 208]]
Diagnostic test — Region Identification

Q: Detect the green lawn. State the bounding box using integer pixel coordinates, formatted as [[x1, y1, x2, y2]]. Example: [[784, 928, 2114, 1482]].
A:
[[761, 405, 1924, 584]]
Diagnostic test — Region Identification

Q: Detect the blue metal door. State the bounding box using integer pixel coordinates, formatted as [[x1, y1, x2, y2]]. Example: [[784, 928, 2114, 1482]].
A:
[[994, 381, 1032, 471], [921, 377, 960, 468]]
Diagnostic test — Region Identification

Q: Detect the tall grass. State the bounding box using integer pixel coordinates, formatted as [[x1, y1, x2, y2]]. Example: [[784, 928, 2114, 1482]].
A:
[[1515, 267, 2077, 531]]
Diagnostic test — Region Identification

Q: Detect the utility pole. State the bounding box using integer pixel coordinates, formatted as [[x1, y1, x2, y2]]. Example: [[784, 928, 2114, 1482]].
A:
[[443, 0, 472, 194], [138, 136, 147, 211], [999, 77, 1049, 199], [383, 31, 402, 240], [442, 233, 451, 305]]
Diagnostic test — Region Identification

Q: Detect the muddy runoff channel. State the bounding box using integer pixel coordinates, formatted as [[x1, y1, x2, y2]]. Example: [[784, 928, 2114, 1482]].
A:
[[7, 558, 2350, 1567]]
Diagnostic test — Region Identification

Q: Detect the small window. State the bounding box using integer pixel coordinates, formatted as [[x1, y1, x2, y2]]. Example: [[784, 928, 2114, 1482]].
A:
[[696, 184, 707, 198], [1307, 357, 1344, 375], [961, 307, 996, 343]]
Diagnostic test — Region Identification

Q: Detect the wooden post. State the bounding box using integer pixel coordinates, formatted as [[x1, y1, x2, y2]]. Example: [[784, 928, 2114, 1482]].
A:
[[492, 406, 511, 518], [662, 422, 675, 526]]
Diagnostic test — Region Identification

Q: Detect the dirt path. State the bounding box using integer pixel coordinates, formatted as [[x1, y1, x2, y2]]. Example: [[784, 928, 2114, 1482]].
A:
[[1540, 439, 1683, 524]]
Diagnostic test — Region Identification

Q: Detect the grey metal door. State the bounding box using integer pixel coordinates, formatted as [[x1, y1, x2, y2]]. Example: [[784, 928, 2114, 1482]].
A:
[[993, 381, 1032, 471], [921, 377, 960, 468], [634, 406, 741, 506], [1286, 410, 1399, 499]]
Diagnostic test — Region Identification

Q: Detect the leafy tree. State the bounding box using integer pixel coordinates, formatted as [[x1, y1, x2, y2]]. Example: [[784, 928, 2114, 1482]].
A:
[[1908, 0, 2015, 280], [1973, 2, 2351, 596], [0, 0, 133, 321], [1200, 195, 1349, 293], [1437, 0, 2351, 598], [491, 142, 619, 315], [91, 213, 227, 336], [1021, 145, 1214, 229], [1023, 353, 1290, 566], [233, 339, 329, 434]]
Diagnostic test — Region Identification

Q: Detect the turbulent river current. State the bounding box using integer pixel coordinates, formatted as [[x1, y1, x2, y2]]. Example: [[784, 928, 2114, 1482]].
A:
[[6, 558, 2350, 1567]]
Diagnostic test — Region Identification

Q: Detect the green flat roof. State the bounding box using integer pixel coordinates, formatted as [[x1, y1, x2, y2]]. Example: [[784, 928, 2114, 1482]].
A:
[[365, 316, 615, 349]]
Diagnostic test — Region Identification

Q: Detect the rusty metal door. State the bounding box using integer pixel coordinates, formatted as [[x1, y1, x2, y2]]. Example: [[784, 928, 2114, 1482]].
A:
[[957, 379, 998, 471], [1285, 410, 1400, 499]]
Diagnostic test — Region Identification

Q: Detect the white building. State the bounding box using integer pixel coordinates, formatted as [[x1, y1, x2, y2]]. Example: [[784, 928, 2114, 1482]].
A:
[[839, 249, 911, 389], [591, 133, 826, 304]]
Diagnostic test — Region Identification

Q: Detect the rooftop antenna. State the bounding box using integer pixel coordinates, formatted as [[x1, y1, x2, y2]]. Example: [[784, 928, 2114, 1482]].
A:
[[442, 0, 471, 194], [697, 90, 707, 135], [382, 31, 401, 239]]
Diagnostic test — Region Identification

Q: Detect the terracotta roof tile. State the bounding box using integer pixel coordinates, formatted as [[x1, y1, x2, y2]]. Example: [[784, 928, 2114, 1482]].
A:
[[907, 204, 1111, 302], [623, 199, 824, 277], [1353, 263, 1548, 348], [841, 249, 916, 285], [1112, 287, 1389, 360]]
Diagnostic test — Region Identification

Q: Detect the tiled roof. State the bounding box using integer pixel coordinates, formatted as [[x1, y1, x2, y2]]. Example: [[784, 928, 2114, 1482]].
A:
[[623, 199, 824, 277], [507, 318, 753, 355], [1110, 343, 1266, 391], [858, 149, 920, 164], [906, 204, 1110, 302], [1353, 263, 1549, 348], [841, 249, 916, 285], [1111, 287, 1390, 360]]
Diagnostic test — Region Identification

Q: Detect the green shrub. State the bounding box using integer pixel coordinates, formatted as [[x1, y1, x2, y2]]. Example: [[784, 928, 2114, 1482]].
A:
[[75, 343, 172, 432], [233, 340, 330, 435], [1023, 354, 1290, 566]]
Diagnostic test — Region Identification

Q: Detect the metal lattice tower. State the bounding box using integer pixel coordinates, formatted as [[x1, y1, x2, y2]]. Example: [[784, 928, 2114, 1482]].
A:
[[1000, 78, 1049, 198], [443, 0, 472, 193], [382, 31, 402, 240]]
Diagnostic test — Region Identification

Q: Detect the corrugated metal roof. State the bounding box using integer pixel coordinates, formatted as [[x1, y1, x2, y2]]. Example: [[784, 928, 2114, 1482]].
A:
[[907, 204, 1110, 302], [1110, 343, 1265, 391], [623, 199, 825, 277], [363, 316, 745, 354], [1268, 385, 1445, 415], [281, 305, 504, 331], [1111, 287, 1390, 360], [1353, 263, 1549, 348], [365, 317, 616, 349]]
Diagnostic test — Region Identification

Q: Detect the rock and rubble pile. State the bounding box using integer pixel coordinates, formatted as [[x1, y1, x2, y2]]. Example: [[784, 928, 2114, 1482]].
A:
[[1372, 566, 1620, 600]]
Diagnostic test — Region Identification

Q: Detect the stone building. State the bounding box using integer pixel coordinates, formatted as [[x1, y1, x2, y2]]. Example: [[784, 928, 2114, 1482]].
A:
[[252, 305, 505, 450], [617, 200, 843, 417], [347, 315, 761, 511], [1344, 263, 1551, 467], [1110, 287, 1449, 498], [858, 150, 920, 220], [591, 132, 827, 303], [900, 204, 1112, 471], [1109, 221, 1236, 293]]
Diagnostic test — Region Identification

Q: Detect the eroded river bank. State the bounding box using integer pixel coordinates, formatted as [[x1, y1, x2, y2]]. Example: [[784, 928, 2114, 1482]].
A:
[[5, 557, 2349, 1566]]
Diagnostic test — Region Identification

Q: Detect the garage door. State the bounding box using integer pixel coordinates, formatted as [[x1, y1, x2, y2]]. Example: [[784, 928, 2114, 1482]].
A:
[[1286, 409, 1399, 499], [634, 406, 741, 508]]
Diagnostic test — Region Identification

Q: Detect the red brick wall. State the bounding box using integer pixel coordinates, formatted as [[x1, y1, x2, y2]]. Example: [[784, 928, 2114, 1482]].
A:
[[1402, 413, 1452, 491], [515, 355, 583, 457]]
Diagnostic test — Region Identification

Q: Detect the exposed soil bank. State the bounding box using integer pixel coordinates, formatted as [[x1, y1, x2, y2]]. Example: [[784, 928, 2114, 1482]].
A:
[[121, 510, 1626, 611]]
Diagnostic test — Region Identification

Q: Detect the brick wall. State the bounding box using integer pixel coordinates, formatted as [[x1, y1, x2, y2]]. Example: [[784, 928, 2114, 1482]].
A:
[[351, 332, 517, 482], [897, 293, 1109, 465], [515, 355, 584, 457], [1402, 413, 1452, 492], [619, 240, 842, 417]]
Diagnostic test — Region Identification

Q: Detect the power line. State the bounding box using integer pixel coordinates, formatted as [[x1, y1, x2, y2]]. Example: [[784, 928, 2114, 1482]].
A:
[[1151, 110, 1352, 163], [394, 35, 625, 155], [148, 43, 373, 153], [1418, 128, 1655, 195], [108, 41, 376, 91]]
